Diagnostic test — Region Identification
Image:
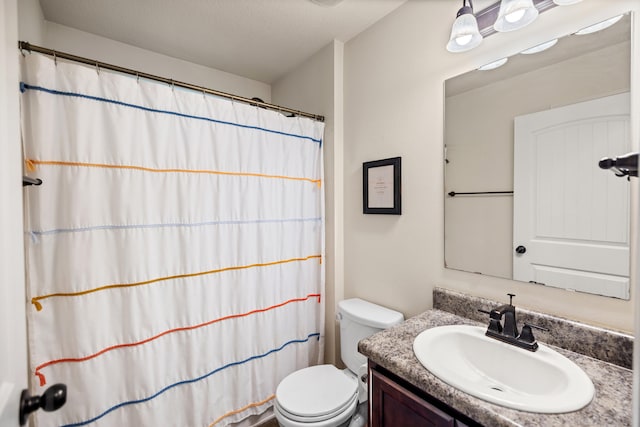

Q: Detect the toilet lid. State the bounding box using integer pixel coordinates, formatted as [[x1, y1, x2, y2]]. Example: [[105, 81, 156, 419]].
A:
[[276, 365, 359, 418]]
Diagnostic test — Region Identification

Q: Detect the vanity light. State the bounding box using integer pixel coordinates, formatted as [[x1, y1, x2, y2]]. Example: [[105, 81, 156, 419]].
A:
[[552, 0, 582, 5], [494, 0, 539, 32], [575, 14, 624, 35], [520, 38, 558, 54], [446, 0, 483, 53], [478, 57, 508, 71], [308, 0, 345, 6]]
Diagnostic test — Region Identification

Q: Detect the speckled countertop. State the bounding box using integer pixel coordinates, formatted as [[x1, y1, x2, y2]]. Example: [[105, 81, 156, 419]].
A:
[[358, 291, 633, 427]]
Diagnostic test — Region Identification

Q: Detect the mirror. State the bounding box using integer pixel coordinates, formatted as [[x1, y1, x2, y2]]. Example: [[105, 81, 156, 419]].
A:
[[444, 13, 632, 299]]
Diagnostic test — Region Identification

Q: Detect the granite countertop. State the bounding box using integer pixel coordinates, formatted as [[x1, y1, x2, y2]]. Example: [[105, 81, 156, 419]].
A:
[[358, 309, 633, 427]]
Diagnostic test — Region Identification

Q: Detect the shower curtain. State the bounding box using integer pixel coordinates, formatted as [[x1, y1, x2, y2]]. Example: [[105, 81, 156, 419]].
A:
[[20, 53, 324, 427]]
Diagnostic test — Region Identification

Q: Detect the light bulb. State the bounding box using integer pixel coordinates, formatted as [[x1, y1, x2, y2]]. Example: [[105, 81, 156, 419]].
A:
[[505, 9, 526, 23], [478, 58, 508, 71], [520, 38, 558, 55], [494, 0, 539, 32], [446, 5, 483, 53], [575, 15, 624, 35], [553, 0, 582, 5], [456, 34, 473, 46]]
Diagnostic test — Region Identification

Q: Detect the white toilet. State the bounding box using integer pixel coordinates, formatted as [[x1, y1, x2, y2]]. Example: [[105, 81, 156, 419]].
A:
[[274, 298, 404, 427]]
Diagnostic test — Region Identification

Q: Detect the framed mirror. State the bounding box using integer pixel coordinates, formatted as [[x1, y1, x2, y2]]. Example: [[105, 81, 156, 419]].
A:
[[444, 13, 632, 299]]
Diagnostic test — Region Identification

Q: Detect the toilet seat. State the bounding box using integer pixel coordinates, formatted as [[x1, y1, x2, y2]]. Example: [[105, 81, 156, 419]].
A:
[[275, 365, 359, 422], [274, 396, 359, 427], [275, 391, 359, 423]]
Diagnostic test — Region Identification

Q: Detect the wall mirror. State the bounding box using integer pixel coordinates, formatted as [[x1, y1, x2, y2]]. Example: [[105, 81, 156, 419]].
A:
[[444, 12, 632, 299]]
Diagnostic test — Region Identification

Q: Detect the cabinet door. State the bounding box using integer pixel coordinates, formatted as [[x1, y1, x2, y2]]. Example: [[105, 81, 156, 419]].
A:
[[370, 369, 455, 427]]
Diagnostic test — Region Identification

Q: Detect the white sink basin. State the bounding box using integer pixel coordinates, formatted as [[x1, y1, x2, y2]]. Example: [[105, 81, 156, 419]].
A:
[[413, 325, 594, 413]]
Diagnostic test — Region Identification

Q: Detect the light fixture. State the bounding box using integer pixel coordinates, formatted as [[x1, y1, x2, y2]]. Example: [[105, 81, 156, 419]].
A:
[[494, 0, 539, 32], [308, 0, 344, 6], [446, 0, 483, 53], [553, 0, 582, 5], [575, 14, 624, 35], [478, 57, 508, 71], [520, 38, 558, 54]]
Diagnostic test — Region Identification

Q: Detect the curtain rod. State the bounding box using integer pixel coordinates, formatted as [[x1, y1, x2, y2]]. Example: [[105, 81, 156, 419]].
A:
[[18, 41, 325, 122]]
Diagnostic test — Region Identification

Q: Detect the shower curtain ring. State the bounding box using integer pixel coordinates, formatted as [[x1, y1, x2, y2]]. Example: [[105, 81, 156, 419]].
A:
[[53, 51, 57, 66], [95, 62, 100, 75], [136, 73, 140, 84]]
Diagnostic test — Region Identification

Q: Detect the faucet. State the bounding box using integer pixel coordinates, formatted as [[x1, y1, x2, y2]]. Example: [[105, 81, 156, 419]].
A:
[[479, 293, 547, 352]]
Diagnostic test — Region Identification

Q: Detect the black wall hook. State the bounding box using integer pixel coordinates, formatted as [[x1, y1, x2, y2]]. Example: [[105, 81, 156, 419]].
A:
[[19, 384, 67, 425], [22, 176, 42, 186]]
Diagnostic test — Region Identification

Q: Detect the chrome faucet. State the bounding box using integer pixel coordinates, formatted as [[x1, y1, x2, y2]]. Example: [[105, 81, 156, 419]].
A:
[[479, 294, 547, 352]]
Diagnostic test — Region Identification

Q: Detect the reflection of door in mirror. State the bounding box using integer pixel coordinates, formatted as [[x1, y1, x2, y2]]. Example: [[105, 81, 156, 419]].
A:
[[443, 13, 632, 299], [513, 93, 630, 299]]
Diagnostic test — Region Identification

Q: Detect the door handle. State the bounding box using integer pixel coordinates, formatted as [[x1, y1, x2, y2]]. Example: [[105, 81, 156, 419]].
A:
[[515, 245, 527, 254], [19, 384, 67, 425]]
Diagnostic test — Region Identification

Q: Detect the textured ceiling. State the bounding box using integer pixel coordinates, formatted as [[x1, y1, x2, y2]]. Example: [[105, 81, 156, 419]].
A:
[[38, 0, 407, 84]]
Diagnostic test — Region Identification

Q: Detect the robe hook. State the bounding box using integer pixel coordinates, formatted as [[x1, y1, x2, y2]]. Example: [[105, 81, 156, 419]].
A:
[[23, 176, 43, 187]]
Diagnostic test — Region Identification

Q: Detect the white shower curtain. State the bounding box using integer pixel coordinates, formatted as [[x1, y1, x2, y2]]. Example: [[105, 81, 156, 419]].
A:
[[20, 53, 324, 427]]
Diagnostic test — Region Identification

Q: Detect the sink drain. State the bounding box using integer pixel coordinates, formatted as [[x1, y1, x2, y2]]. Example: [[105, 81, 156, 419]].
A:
[[490, 386, 504, 392]]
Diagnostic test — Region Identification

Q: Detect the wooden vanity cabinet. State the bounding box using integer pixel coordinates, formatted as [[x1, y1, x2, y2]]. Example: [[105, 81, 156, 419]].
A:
[[369, 361, 480, 427]]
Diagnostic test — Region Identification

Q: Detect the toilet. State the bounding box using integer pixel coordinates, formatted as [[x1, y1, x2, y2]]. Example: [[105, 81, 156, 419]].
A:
[[274, 298, 404, 427]]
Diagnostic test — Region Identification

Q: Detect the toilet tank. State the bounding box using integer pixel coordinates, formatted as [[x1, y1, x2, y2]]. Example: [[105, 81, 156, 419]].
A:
[[338, 298, 404, 374]]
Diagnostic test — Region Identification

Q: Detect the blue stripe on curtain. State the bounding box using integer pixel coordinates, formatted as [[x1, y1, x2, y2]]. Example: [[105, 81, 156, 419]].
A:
[[27, 217, 322, 237], [60, 333, 321, 427], [20, 82, 323, 145]]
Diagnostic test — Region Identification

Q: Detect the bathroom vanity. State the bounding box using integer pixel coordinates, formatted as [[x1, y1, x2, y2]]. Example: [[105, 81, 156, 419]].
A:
[[359, 288, 633, 426], [369, 363, 476, 426]]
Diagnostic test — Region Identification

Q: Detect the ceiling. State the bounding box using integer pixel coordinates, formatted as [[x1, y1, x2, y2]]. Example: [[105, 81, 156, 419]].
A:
[[38, 0, 407, 84]]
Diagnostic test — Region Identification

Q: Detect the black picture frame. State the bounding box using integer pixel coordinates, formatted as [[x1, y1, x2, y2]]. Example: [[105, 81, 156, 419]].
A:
[[363, 157, 401, 215]]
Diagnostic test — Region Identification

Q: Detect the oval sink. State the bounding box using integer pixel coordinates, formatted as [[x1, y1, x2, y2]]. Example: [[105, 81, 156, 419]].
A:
[[413, 325, 594, 413]]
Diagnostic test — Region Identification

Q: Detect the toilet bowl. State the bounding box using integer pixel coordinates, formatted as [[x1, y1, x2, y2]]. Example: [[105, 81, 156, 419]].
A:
[[274, 299, 404, 427]]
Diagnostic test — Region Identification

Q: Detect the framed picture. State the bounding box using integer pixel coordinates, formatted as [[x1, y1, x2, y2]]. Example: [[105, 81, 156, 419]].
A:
[[363, 157, 401, 215]]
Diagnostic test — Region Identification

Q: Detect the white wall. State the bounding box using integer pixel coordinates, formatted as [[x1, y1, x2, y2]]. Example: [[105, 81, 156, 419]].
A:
[[272, 40, 345, 365], [344, 0, 639, 333], [17, 0, 44, 45], [0, 0, 28, 425], [41, 22, 271, 102]]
